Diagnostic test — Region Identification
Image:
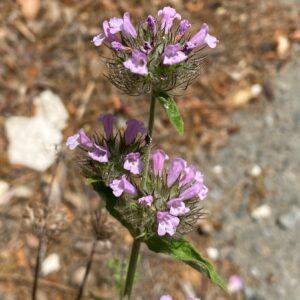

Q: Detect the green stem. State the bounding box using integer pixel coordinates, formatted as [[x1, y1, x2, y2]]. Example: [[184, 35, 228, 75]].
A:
[[122, 91, 157, 300], [122, 238, 141, 299]]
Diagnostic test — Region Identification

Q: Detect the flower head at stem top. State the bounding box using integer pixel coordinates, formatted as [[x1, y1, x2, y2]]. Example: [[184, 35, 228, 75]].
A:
[[92, 7, 218, 95]]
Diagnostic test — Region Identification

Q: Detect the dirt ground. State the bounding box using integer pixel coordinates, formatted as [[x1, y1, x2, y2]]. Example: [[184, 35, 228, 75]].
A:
[[1, 0, 300, 299]]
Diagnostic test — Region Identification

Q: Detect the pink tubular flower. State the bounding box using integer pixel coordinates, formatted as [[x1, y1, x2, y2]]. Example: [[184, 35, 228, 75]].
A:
[[162, 44, 188, 65], [179, 19, 191, 36], [186, 23, 218, 51], [123, 49, 148, 76], [158, 6, 181, 34], [167, 198, 190, 216], [98, 113, 117, 139], [179, 182, 203, 200], [109, 175, 136, 197], [138, 195, 153, 207], [123, 152, 144, 175], [66, 128, 93, 150], [88, 144, 110, 163], [157, 211, 180, 236], [122, 12, 137, 38], [124, 119, 146, 145], [151, 149, 169, 176], [167, 157, 187, 187], [160, 296, 173, 300], [179, 165, 197, 187]]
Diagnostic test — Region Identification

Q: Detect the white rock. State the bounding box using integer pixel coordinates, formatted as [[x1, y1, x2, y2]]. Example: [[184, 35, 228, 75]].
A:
[[5, 116, 62, 171], [0, 181, 10, 205], [207, 247, 219, 260], [34, 90, 68, 130], [41, 253, 60, 276], [251, 204, 272, 220]]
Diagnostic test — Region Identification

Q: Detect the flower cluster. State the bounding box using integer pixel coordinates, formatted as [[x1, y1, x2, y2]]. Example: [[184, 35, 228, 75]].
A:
[[92, 6, 218, 95], [67, 114, 208, 238]]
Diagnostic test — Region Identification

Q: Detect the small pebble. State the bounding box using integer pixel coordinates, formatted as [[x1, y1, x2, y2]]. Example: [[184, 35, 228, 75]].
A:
[[251, 204, 271, 220], [277, 208, 300, 230]]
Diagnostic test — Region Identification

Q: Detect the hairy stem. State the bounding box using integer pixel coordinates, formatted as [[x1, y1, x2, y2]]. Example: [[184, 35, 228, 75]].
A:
[[76, 239, 97, 300], [141, 91, 156, 190], [122, 91, 156, 300]]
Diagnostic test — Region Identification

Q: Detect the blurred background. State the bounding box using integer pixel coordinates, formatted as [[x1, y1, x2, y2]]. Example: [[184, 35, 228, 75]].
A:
[[0, 0, 300, 299]]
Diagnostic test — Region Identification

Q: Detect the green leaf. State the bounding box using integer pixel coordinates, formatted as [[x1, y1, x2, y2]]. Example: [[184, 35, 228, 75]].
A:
[[156, 90, 184, 134], [145, 235, 227, 291]]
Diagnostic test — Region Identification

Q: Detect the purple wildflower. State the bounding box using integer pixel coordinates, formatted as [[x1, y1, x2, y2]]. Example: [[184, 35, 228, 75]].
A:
[[146, 15, 156, 34], [179, 165, 197, 187], [124, 119, 146, 145], [88, 144, 110, 163], [162, 44, 187, 65], [158, 6, 181, 34], [108, 17, 123, 34], [160, 296, 173, 300], [91, 33, 106, 47], [123, 152, 144, 175], [122, 12, 137, 38], [98, 113, 117, 139], [167, 198, 190, 216], [157, 211, 180, 236], [167, 157, 187, 187], [179, 182, 203, 200], [109, 175, 136, 197], [151, 149, 169, 176], [187, 23, 218, 51], [138, 195, 153, 207], [66, 128, 93, 150], [111, 41, 127, 51], [179, 19, 191, 36], [123, 49, 148, 76]]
